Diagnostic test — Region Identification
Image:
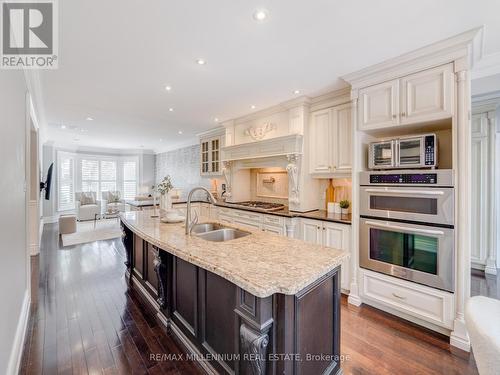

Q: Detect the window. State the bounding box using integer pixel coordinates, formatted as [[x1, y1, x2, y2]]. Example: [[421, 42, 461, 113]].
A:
[[123, 161, 137, 200], [81, 159, 99, 193], [100, 160, 117, 193], [56, 152, 139, 211], [58, 153, 75, 211]]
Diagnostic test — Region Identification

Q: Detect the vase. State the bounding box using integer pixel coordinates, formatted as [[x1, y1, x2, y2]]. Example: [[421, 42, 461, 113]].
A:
[[160, 192, 172, 212]]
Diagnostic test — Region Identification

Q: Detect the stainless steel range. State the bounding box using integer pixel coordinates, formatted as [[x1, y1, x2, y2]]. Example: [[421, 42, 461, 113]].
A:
[[359, 169, 455, 292], [229, 201, 285, 212]]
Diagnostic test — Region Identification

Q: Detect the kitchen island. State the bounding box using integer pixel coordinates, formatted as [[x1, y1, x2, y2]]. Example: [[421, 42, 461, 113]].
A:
[[120, 211, 348, 375]]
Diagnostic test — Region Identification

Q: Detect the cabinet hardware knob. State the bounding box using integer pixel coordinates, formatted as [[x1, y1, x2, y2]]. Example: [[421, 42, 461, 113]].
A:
[[317, 226, 321, 230], [401, 112, 406, 117], [392, 114, 397, 119], [392, 292, 406, 300]]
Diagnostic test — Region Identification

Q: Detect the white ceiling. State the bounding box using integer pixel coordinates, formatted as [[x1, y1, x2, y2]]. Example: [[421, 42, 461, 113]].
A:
[[42, 0, 500, 153]]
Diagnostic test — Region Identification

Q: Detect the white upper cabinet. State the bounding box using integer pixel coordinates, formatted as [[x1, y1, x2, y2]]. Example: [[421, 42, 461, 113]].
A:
[[400, 64, 454, 124], [309, 108, 333, 173], [359, 64, 454, 131], [332, 103, 353, 172], [309, 103, 352, 176], [359, 80, 399, 130], [200, 134, 223, 176]]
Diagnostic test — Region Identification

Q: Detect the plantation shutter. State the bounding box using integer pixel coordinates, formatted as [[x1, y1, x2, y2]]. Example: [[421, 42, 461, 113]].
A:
[[81, 159, 99, 193], [100, 160, 117, 193], [123, 161, 137, 200], [58, 153, 75, 211]]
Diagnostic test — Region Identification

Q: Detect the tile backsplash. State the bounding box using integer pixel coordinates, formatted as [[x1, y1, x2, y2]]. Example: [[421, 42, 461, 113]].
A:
[[155, 144, 223, 200], [318, 178, 352, 210]]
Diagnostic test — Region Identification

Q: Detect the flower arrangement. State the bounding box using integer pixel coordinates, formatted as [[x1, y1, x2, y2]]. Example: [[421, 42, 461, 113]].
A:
[[157, 176, 174, 195]]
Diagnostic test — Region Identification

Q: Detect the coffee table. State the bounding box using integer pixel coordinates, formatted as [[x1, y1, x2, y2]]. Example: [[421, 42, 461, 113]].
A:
[[94, 210, 120, 228]]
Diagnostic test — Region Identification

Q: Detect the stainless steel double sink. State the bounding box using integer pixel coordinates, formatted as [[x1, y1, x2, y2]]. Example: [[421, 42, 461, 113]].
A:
[[191, 223, 251, 242]]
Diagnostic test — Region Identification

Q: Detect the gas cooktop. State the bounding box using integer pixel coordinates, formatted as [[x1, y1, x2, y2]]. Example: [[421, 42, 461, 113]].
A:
[[230, 201, 286, 212]]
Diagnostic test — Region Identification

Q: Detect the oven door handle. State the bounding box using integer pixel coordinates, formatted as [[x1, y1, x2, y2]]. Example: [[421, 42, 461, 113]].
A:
[[364, 188, 445, 196], [364, 220, 445, 236]]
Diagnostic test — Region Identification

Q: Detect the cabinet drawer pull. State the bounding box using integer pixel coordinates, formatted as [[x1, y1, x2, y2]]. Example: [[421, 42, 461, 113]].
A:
[[401, 112, 406, 117], [392, 292, 406, 300], [392, 114, 397, 119]]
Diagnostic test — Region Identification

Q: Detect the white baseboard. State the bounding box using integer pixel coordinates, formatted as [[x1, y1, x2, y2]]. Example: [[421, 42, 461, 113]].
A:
[[6, 290, 30, 375], [43, 215, 59, 224]]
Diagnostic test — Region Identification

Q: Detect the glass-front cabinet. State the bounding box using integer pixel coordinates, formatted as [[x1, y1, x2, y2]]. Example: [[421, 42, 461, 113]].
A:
[[200, 132, 223, 176]]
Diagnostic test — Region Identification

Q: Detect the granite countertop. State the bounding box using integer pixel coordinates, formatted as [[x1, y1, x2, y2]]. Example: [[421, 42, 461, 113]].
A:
[[120, 211, 348, 298], [125, 199, 155, 207], [214, 201, 352, 224]]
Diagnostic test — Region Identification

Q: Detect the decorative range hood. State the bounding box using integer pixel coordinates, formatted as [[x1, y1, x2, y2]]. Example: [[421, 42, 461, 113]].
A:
[[221, 134, 303, 162]]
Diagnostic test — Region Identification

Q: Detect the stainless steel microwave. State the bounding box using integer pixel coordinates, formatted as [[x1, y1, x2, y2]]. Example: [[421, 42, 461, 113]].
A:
[[368, 134, 437, 170]]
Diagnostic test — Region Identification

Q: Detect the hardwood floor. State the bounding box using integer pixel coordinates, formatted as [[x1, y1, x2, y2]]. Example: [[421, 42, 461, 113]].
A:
[[20, 223, 478, 374]]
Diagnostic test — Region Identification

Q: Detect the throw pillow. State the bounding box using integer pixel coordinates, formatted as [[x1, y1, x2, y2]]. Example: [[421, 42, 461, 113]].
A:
[[108, 191, 121, 203], [80, 192, 96, 206]]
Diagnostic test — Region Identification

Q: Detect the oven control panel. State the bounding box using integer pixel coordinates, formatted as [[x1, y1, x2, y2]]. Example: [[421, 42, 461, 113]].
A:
[[369, 173, 437, 184], [425, 135, 435, 166]]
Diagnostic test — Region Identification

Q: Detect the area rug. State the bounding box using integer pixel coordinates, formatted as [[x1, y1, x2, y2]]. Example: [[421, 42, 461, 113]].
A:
[[61, 218, 122, 247]]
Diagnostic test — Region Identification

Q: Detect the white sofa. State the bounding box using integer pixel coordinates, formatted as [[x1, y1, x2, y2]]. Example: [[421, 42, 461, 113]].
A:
[[75, 192, 102, 221], [465, 296, 500, 375], [101, 191, 126, 212]]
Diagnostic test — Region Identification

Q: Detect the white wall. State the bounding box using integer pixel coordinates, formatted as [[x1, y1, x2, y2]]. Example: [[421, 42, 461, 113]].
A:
[[496, 107, 500, 269], [0, 70, 29, 374]]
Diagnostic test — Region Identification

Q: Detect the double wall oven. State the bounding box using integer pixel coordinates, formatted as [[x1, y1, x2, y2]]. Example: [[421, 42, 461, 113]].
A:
[[359, 170, 455, 292]]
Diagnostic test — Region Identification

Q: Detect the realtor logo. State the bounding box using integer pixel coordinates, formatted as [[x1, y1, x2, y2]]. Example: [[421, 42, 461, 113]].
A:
[[1, 0, 58, 69]]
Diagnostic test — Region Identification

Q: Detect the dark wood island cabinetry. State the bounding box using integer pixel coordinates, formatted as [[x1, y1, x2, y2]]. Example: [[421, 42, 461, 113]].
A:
[[120, 213, 345, 375]]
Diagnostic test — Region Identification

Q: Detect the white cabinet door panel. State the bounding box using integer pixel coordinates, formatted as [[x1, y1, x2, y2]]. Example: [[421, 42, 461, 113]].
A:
[[323, 222, 351, 291], [359, 80, 399, 130], [309, 108, 333, 174], [300, 219, 322, 244], [332, 103, 352, 172], [400, 64, 453, 124]]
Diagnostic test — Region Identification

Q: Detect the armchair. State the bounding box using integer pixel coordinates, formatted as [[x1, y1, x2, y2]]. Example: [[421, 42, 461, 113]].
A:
[[75, 192, 102, 221], [101, 191, 126, 212]]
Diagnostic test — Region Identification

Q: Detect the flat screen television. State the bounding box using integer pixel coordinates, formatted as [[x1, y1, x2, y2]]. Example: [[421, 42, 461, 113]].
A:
[[40, 162, 53, 200]]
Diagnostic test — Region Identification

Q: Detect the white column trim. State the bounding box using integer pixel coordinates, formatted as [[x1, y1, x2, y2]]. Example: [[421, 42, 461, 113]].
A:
[[450, 69, 471, 351], [348, 95, 361, 307]]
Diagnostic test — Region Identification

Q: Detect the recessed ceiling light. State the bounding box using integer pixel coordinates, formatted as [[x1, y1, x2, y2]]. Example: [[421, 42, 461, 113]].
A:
[[165, 85, 172, 91], [196, 58, 206, 65], [169, 108, 174, 112], [86, 116, 93, 121], [293, 89, 301, 94], [214, 117, 219, 122], [250, 105, 256, 109], [60, 125, 66, 129], [253, 9, 268, 21], [159, 138, 163, 142], [178, 130, 183, 135]]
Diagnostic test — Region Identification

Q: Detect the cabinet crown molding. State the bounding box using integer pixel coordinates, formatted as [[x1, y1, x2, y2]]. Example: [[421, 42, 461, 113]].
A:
[[222, 134, 303, 162], [196, 126, 225, 139], [341, 27, 483, 90]]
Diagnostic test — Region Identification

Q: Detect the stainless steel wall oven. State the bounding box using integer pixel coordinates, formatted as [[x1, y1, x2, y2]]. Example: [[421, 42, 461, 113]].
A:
[[359, 170, 455, 292]]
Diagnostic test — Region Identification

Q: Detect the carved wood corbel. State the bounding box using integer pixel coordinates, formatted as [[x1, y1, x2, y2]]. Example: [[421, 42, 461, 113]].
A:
[[240, 323, 270, 375], [286, 154, 300, 206], [222, 161, 233, 198], [152, 246, 167, 309]]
